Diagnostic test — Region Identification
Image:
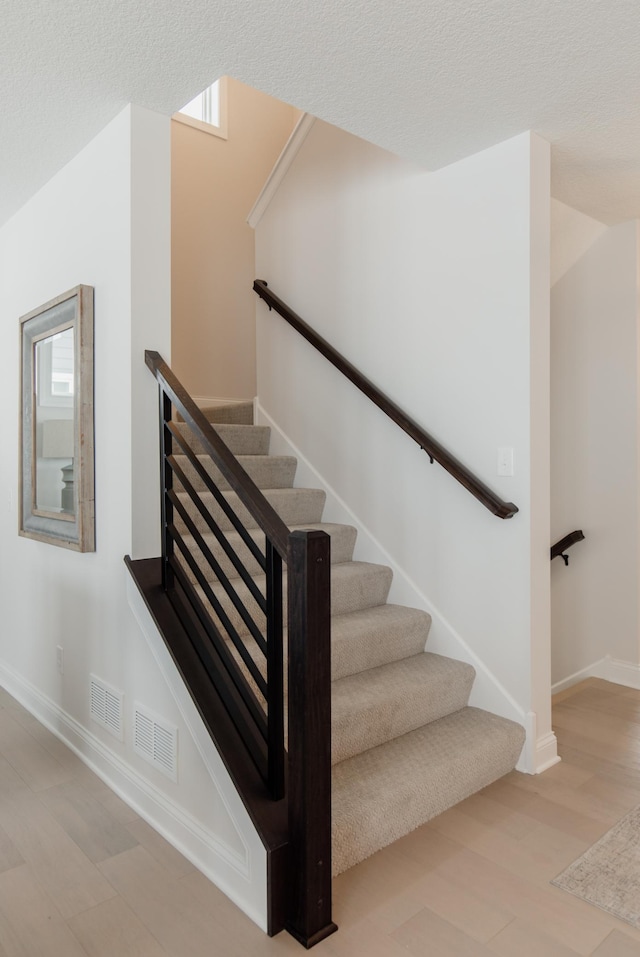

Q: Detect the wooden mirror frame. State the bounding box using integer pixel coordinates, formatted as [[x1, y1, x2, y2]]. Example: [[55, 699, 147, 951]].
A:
[[19, 285, 95, 551]]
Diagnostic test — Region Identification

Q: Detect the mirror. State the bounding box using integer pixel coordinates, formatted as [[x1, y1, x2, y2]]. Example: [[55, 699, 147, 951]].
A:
[[35, 327, 75, 516], [20, 286, 95, 551]]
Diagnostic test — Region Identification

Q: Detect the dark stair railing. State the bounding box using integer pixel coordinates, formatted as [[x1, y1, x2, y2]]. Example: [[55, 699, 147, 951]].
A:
[[128, 351, 337, 948], [551, 529, 585, 566], [253, 279, 518, 520]]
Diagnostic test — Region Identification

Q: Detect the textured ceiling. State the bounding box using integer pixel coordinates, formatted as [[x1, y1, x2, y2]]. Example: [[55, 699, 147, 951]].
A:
[[2, 0, 640, 227]]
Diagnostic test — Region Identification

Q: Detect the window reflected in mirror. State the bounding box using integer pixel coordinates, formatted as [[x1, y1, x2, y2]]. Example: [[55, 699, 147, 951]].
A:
[[34, 327, 76, 517]]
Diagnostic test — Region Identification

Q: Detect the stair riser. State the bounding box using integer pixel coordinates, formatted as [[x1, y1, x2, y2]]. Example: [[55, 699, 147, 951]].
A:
[[331, 709, 526, 876], [201, 402, 254, 425], [224, 648, 475, 770], [173, 422, 271, 456], [331, 654, 475, 765], [159, 413, 527, 886], [194, 562, 393, 643], [176, 401, 254, 426], [222, 602, 427, 702], [177, 523, 358, 585], [173, 487, 327, 536], [332, 606, 431, 680], [173, 454, 297, 494]]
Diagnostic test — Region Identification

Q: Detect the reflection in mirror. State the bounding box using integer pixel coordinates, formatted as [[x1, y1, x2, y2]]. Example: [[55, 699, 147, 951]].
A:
[[34, 327, 75, 516], [19, 284, 94, 552]]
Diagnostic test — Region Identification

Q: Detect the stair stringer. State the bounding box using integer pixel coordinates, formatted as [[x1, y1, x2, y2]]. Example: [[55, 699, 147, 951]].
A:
[[255, 399, 540, 773], [125, 573, 269, 932]]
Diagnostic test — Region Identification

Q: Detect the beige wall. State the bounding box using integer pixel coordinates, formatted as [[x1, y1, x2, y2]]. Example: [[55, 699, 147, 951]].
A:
[[171, 78, 298, 400]]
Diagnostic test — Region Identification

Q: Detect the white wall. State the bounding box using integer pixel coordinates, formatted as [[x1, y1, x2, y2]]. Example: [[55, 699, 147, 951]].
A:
[[0, 106, 267, 929], [551, 213, 640, 687], [255, 122, 554, 771]]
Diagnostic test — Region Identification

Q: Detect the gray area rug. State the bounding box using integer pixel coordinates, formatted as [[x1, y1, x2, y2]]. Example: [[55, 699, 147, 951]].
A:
[[552, 805, 640, 927]]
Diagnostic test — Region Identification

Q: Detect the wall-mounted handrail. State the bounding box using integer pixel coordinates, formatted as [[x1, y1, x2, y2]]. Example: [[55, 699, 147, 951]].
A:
[[551, 529, 585, 566], [253, 280, 518, 520]]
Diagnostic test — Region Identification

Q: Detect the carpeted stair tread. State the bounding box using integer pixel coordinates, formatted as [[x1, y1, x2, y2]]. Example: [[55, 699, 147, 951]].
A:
[[197, 560, 394, 641], [174, 486, 326, 536], [176, 401, 254, 426], [167, 401, 526, 881], [201, 402, 254, 425], [177, 521, 357, 584], [331, 707, 526, 875], [331, 653, 475, 765], [221, 645, 474, 769], [220, 597, 427, 702], [173, 422, 270, 456], [173, 453, 297, 494], [331, 604, 432, 680]]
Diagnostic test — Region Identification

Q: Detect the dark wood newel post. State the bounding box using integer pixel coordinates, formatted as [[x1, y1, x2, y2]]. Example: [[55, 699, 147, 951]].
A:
[[286, 529, 337, 948]]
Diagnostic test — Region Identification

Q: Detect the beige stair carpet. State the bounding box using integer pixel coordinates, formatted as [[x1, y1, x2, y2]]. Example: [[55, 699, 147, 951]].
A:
[[174, 400, 526, 874]]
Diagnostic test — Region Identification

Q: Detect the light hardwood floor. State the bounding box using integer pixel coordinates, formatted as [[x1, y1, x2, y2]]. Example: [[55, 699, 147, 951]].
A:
[[0, 679, 639, 956]]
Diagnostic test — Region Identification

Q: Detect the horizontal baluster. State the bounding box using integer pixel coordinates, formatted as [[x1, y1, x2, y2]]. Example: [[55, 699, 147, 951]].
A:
[[170, 528, 268, 697], [169, 571, 270, 784], [169, 555, 269, 739], [148, 363, 294, 889], [146, 351, 289, 551], [168, 426, 267, 571], [169, 496, 268, 656], [168, 476, 267, 614]]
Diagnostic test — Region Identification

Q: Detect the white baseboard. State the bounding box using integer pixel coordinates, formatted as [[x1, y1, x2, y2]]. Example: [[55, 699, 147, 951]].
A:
[[535, 733, 562, 773], [553, 655, 640, 694], [516, 711, 560, 774]]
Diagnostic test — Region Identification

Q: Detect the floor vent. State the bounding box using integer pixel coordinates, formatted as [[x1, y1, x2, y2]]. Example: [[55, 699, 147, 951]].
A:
[[133, 703, 178, 781], [89, 675, 124, 741]]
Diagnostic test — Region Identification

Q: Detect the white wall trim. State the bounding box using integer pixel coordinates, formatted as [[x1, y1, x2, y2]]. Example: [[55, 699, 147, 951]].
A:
[[516, 711, 560, 774], [552, 655, 640, 693], [516, 711, 562, 774], [256, 400, 530, 744], [247, 114, 316, 228]]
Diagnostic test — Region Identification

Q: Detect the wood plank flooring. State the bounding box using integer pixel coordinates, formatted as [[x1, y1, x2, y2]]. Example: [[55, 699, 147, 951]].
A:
[[0, 679, 639, 955]]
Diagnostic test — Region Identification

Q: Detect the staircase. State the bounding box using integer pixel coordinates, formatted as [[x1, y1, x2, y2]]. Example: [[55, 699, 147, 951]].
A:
[[172, 400, 525, 877]]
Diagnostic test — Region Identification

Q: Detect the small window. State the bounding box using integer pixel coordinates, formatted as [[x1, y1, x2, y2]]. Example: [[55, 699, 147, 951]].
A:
[[173, 77, 228, 139]]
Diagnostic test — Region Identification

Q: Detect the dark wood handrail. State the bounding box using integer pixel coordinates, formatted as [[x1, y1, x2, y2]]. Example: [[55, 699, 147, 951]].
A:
[[144, 349, 335, 945], [253, 280, 518, 520], [551, 529, 585, 565], [145, 350, 291, 557]]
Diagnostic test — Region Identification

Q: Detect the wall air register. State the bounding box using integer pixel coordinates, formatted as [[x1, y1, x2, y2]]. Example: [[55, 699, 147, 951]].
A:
[[133, 703, 178, 782], [89, 674, 124, 741]]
